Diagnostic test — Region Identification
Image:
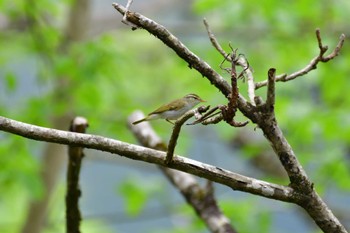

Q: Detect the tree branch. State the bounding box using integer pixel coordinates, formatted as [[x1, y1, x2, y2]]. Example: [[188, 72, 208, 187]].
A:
[[112, 3, 251, 112], [128, 111, 237, 233], [0, 116, 297, 203], [166, 106, 210, 164], [66, 117, 88, 233], [255, 29, 346, 89], [203, 18, 230, 59], [204, 19, 256, 105], [266, 68, 276, 109], [111, 4, 348, 232]]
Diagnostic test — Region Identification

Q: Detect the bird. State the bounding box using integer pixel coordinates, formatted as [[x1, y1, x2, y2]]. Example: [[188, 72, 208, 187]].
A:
[[132, 93, 205, 125]]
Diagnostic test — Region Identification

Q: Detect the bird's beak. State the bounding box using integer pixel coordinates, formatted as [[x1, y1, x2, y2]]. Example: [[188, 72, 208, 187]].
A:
[[200, 99, 206, 102]]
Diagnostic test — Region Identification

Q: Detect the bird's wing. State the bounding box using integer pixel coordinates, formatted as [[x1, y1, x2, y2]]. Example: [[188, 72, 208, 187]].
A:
[[150, 100, 184, 115]]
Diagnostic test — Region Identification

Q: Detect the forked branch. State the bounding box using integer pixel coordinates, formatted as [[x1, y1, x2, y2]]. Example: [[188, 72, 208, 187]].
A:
[[255, 29, 346, 89]]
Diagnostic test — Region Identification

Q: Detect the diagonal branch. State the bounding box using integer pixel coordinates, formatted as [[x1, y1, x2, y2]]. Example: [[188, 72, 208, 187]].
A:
[[204, 19, 256, 105], [0, 116, 297, 203], [203, 18, 229, 59], [166, 106, 210, 164], [112, 3, 252, 114]]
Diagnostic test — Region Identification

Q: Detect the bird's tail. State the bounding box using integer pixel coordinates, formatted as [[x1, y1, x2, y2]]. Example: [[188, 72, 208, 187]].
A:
[[132, 118, 146, 125]]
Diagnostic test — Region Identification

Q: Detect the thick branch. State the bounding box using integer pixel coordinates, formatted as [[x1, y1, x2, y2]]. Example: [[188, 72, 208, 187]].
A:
[[0, 116, 296, 202], [112, 3, 252, 112]]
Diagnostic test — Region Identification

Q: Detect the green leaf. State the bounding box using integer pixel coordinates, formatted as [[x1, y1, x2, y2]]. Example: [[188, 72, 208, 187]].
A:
[[5, 72, 17, 92]]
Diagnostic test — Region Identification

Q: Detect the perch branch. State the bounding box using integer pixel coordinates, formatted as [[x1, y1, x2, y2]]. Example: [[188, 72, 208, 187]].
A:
[[0, 116, 297, 202], [128, 111, 237, 233], [166, 106, 210, 164]]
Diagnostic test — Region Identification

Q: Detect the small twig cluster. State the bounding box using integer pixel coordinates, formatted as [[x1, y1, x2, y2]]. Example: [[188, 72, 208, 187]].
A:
[[188, 48, 250, 126]]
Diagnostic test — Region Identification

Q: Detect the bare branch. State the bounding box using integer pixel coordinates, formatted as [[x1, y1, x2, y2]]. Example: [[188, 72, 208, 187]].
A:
[[111, 5, 348, 232], [112, 3, 252, 113], [321, 31, 346, 62], [266, 68, 276, 109], [188, 106, 221, 125], [255, 29, 346, 89], [121, 0, 138, 29], [204, 19, 256, 104], [128, 111, 237, 233], [237, 55, 255, 104], [66, 116, 88, 233], [203, 18, 230, 59], [221, 49, 249, 127], [166, 106, 210, 164], [0, 116, 296, 202]]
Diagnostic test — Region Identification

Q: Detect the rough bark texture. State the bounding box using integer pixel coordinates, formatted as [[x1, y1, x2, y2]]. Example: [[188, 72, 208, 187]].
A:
[[66, 117, 88, 233], [0, 116, 296, 203]]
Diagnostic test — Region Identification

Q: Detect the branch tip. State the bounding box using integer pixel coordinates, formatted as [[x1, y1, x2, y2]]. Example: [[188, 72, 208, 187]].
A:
[[266, 68, 276, 109]]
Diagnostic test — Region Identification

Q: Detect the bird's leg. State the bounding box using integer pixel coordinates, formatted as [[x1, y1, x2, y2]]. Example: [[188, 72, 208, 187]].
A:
[[166, 119, 175, 124]]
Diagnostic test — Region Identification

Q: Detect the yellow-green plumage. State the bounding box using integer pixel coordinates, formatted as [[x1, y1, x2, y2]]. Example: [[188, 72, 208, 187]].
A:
[[132, 94, 205, 125]]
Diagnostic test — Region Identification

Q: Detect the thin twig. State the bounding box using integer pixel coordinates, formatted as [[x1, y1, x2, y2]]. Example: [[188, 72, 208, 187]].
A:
[[121, 0, 138, 29], [220, 49, 249, 127], [112, 3, 246, 106], [201, 113, 223, 125], [237, 56, 255, 104], [321, 31, 346, 61], [204, 19, 256, 105], [255, 29, 346, 89], [188, 105, 220, 125], [203, 18, 230, 59]]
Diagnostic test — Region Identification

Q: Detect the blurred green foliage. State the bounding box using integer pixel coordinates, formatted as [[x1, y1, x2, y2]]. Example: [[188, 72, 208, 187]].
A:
[[0, 0, 349, 232], [117, 176, 163, 217]]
